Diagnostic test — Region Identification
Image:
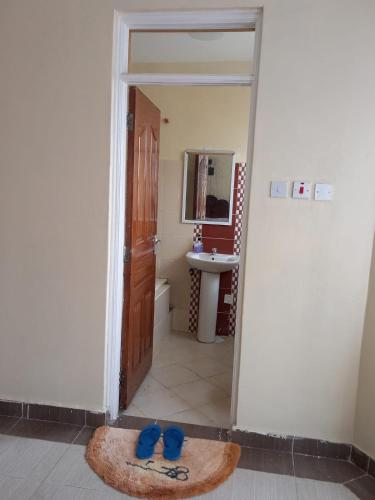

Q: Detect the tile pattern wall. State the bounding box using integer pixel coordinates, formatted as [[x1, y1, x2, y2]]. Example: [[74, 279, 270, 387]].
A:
[[188, 164, 246, 336], [188, 224, 203, 334], [230, 163, 246, 335]]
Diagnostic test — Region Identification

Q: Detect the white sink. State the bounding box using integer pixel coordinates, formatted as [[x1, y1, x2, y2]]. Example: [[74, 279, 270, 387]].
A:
[[186, 251, 239, 274], [186, 251, 240, 344]]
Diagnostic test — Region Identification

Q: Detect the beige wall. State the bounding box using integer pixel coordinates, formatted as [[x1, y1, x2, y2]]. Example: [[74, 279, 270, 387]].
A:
[[0, 0, 374, 446], [139, 86, 251, 330], [0, 0, 112, 410], [354, 236, 375, 457]]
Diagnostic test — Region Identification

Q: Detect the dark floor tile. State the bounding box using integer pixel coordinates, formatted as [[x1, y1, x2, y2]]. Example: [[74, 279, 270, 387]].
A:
[[115, 414, 156, 430], [9, 418, 82, 443], [85, 411, 106, 427], [351, 446, 370, 473], [231, 430, 292, 452], [237, 446, 294, 476], [0, 401, 22, 418], [158, 419, 222, 441], [73, 426, 95, 445], [0, 415, 19, 433], [369, 459, 375, 479], [294, 454, 363, 483], [346, 475, 375, 500], [294, 436, 350, 459]]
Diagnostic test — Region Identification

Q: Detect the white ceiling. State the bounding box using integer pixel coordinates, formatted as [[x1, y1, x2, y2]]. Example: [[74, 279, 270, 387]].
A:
[[130, 31, 254, 64]]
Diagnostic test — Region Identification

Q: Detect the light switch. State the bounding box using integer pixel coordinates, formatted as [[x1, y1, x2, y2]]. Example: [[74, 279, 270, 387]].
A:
[[224, 294, 233, 305], [270, 181, 288, 198], [292, 181, 312, 200], [315, 183, 333, 201]]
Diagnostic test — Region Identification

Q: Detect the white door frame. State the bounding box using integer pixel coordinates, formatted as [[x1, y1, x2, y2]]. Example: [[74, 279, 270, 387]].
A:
[[105, 8, 263, 420]]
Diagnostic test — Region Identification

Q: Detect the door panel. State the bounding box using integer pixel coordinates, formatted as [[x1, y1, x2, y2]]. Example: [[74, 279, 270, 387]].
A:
[[120, 87, 160, 409]]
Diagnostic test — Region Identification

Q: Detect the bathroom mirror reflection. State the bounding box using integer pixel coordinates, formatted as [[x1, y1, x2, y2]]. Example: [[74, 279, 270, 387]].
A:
[[182, 150, 235, 225]]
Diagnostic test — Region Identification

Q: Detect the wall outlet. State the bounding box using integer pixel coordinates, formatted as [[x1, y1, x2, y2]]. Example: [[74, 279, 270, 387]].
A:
[[224, 294, 233, 305], [292, 181, 312, 200]]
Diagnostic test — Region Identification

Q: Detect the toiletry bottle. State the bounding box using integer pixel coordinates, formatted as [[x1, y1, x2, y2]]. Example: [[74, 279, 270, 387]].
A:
[[193, 237, 203, 253]]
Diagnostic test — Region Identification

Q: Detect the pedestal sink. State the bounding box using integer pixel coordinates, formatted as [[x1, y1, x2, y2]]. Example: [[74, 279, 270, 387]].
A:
[[186, 251, 240, 343]]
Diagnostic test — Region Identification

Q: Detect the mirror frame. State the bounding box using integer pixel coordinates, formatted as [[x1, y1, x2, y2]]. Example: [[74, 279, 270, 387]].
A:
[[181, 149, 236, 226]]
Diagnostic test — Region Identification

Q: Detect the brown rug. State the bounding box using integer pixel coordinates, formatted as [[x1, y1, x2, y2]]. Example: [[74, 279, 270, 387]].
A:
[[86, 426, 240, 500]]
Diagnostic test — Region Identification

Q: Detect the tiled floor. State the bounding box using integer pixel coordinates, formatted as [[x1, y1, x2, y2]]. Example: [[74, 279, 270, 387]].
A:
[[0, 416, 374, 499], [122, 331, 234, 427]]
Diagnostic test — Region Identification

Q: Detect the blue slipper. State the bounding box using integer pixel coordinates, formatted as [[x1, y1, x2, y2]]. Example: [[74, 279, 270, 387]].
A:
[[163, 426, 185, 461], [136, 423, 161, 459]]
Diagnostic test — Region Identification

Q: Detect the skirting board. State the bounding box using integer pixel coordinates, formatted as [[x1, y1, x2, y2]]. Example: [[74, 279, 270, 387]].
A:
[[0, 399, 108, 427]]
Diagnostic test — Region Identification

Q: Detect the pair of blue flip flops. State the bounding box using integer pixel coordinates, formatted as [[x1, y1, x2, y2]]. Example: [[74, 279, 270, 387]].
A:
[[136, 424, 184, 461]]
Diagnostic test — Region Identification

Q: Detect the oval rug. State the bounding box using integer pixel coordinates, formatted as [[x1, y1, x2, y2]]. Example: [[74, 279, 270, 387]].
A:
[[86, 426, 241, 500]]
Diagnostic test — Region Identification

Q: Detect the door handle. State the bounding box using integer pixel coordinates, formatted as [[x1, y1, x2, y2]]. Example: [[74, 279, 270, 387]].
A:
[[153, 236, 161, 245]]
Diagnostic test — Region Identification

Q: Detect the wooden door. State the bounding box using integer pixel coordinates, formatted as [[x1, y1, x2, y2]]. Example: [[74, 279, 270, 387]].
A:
[[120, 87, 160, 409]]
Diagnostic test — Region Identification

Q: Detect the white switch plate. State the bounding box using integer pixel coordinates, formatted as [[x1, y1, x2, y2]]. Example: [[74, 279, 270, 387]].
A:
[[292, 181, 312, 200], [224, 294, 233, 305], [315, 183, 333, 201], [270, 181, 288, 198]]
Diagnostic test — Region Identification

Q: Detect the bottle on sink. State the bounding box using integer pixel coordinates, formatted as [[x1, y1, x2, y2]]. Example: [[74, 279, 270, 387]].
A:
[[193, 236, 203, 253]]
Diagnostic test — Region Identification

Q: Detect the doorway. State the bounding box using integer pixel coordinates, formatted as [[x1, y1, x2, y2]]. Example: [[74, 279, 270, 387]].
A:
[[120, 84, 251, 427], [106, 9, 262, 425]]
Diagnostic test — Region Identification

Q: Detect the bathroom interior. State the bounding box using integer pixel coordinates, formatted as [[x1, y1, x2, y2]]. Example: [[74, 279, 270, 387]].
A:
[[122, 30, 253, 427], [122, 85, 251, 427]]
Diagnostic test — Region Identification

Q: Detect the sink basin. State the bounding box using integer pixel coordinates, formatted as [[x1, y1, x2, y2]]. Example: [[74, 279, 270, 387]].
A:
[[186, 251, 239, 274], [186, 251, 240, 344]]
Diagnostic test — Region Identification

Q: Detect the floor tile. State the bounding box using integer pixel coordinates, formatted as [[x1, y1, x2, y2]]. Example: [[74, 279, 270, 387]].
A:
[[206, 371, 233, 394], [151, 363, 200, 388], [134, 374, 167, 395], [346, 475, 375, 500], [0, 435, 68, 479], [198, 397, 231, 427], [115, 414, 156, 431], [296, 477, 358, 500], [171, 379, 227, 407], [232, 468, 297, 499], [237, 447, 294, 476], [0, 416, 19, 434], [128, 388, 191, 420], [294, 454, 363, 483], [165, 408, 214, 426], [192, 473, 234, 499], [73, 427, 95, 446], [9, 419, 82, 443], [0, 475, 24, 500], [183, 356, 230, 378], [121, 403, 146, 418], [31, 483, 129, 499], [44, 444, 106, 490], [157, 419, 222, 441]]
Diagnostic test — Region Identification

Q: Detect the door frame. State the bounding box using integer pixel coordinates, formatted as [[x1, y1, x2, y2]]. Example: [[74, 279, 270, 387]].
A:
[[105, 8, 263, 420]]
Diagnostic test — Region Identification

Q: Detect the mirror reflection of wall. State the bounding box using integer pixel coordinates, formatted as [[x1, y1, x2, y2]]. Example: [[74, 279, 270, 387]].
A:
[[183, 151, 234, 225]]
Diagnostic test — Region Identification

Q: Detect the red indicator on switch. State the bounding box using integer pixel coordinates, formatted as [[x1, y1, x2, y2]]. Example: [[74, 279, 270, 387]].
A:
[[299, 185, 304, 194]]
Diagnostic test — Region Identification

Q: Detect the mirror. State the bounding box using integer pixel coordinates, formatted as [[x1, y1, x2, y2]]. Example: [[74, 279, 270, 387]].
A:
[[182, 150, 235, 225]]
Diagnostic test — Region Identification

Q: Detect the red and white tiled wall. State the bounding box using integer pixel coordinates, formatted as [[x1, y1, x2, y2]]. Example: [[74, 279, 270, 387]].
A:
[[188, 163, 247, 336]]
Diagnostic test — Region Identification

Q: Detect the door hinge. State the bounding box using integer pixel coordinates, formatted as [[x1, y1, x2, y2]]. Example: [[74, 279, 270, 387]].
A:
[[127, 112, 134, 131], [119, 369, 126, 388], [123, 246, 131, 263]]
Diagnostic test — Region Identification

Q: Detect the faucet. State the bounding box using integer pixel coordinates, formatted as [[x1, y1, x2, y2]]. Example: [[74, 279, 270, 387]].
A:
[[211, 248, 217, 256]]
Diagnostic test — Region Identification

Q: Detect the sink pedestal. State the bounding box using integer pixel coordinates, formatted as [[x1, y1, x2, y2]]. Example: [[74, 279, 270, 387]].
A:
[[197, 271, 220, 343]]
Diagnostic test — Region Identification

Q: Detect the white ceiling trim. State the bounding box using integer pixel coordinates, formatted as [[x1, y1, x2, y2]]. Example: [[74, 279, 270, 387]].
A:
[[121, 73, 255, 86], [120, 9, 259, 30]]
